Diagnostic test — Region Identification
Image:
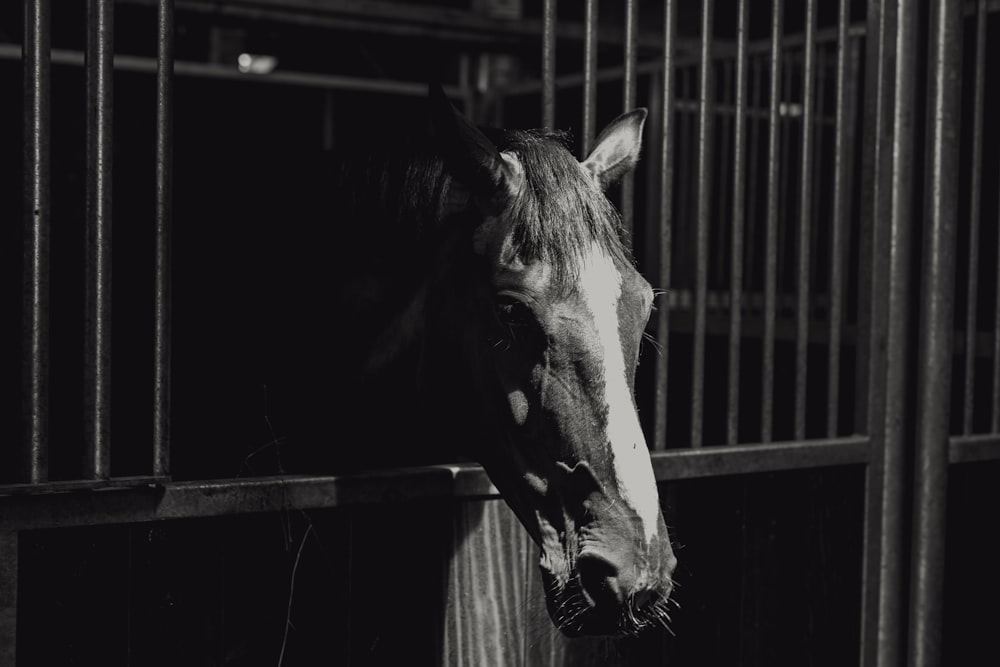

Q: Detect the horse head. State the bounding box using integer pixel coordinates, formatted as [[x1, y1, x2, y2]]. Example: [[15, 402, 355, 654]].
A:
[[424, 87, 676, 637]]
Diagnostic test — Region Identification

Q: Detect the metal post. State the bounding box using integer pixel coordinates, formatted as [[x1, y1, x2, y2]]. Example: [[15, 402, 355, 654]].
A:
[[153, 0, 174, 477], [793, 0, 816, 441], [23, 0, 51, 484], [761, 0, 782, 443], [581, 0, 598, 157], [541, 0, 556, 129], [910, 0, 963, 664], [726, 0, 748, 446], [826, 0, 856, 439], [859, 0, 916, 663], [620, 0, 638, 239], [654, 0, 677, 451], [84, 0, 114, 480], [961, 0, 986, 436], [690, 0, 713, 448]]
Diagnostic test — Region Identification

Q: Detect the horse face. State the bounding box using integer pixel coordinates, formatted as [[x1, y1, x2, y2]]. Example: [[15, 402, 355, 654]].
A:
[[480, 236, 675, 637], [431, 89, 675, 636]]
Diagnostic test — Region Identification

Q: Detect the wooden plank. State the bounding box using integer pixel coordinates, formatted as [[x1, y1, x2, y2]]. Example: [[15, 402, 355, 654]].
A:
[[0, 532, 16, 666], [443, 499, 529, 666]]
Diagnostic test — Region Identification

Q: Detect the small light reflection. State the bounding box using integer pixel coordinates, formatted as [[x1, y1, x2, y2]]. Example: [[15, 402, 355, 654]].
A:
[[237, 53, 278, 75]]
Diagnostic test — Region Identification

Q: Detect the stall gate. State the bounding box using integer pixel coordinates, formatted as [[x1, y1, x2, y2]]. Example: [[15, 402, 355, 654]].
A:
[[2, 0, 999, 665]]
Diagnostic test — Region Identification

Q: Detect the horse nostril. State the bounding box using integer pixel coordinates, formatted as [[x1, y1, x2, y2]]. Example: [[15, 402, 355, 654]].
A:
[[632, 588, 655, 610], [576, 552, 626, 609]]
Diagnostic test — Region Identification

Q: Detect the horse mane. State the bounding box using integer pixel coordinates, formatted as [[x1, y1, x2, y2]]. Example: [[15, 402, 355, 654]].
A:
[[330, 126, 630, 288]]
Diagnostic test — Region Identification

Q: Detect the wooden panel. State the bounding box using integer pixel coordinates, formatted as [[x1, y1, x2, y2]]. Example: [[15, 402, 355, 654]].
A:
[[443, 499, 643, 667], [0, 532, 16, 666], [522, 532, 642, 666], [443, 499, 529, 666]]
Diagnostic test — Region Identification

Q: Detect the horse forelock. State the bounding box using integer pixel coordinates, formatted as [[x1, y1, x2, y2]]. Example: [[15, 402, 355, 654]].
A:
[[491, 129, 632, 290]]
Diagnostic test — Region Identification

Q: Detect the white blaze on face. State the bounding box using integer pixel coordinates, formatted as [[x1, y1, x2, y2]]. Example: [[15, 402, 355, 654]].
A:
[[578, 244, 660, 543]]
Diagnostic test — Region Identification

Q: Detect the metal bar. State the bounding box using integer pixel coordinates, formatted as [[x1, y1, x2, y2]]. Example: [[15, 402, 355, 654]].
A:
[[22, 0, 51, 484], [872, 2, 919, 665], [856, 5, 897, 664], [715, 60, 733, 289], [744, 56, 763, 293], [762, 0, 782, 443], [677, 68, 693, 289], [0, 438, 870, 531], [651, 436, 870, 480], [690, 0, 713, 448], [620, 0, 638, 239], [84, 0, 114, 480], [153, 0, 174, 477], [949, 434, 1000, 464], [995, 172, 1000, 432], [0, 467, 496, 531], [910, 0, 962, 663], [827, 2, 852, 438], [654, 0, 677, 452], [794, 0, 816, 441], [0, 532, 16, 664], [0, 43, 465, 97], [541, 0, 556, 129], [726, 0, 748, 446], [170, 0, 665, 49], [776, 57, 793, 298], [962, 0, 986, 436], [809, 44, 826, 281], [581, 0, 598, 156], [622, 0, 637, 115]]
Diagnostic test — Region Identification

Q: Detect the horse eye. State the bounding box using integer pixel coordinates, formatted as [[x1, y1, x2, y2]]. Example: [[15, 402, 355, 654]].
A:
[[495, 296, 534, 327]]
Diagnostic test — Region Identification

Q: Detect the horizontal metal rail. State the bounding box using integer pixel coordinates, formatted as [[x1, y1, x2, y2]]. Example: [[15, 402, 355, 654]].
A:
[[949, 434, 1000, 464], [1, 437, 871, 531], [0, 43, 462, 97]]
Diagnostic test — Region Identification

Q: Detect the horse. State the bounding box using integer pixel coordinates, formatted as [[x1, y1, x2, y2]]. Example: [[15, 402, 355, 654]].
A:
[[268, 86, 676, 638]]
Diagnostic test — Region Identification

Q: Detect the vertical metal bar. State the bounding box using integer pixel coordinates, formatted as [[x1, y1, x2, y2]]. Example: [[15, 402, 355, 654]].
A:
[[776, 57, 793, 295], [541, 0, 556, 129], [858, 0, 906, 664], [85, 0, 114, 480], [23, 0, 51, 484], [910, 0, 962, 663], [677, 68, 693, 272], [620, 0, 638, 239], [809, 45, 826, 272], [690, 0, 713, 448], [654, 0, 677, 452], [793, 0, 816, 441], [726, 0, 748, 446], [994, 174, 1000, 432], [827, 0, 852, 438], [876, 2, 919, 665], [744, 57, 763, 292], [0, 532, 16, 665], [581, 0, 598, 156], [962, 0, 986, 436], [153, 0, 174, 477], [761, 0, 782, 444], [714, 60, 733, 289]]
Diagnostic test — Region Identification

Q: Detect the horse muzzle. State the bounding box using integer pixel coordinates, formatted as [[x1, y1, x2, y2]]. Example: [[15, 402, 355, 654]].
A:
[[539, 535, 676, 637], [533, 461, 677, 637]]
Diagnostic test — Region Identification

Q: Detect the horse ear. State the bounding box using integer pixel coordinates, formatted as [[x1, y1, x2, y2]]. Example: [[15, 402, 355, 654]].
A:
[[428, 83, 518, 213], [581, 109, 647, 191]]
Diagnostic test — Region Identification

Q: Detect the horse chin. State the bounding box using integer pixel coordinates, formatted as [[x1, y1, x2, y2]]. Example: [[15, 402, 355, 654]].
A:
[[539, 564, 674, 638]]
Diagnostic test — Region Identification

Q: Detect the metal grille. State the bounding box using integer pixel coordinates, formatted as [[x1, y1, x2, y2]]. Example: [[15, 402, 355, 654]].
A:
[[4, 1, 1000, 665]]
